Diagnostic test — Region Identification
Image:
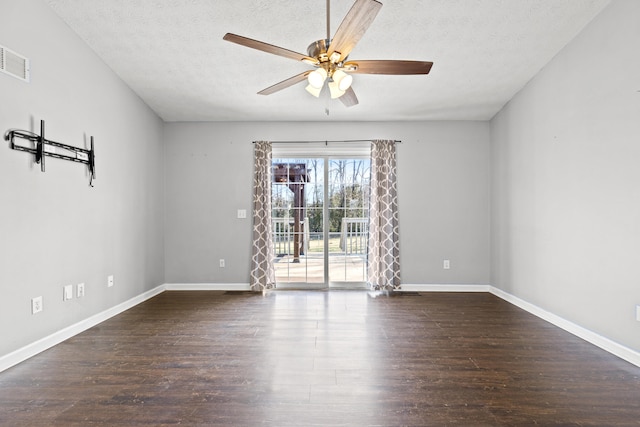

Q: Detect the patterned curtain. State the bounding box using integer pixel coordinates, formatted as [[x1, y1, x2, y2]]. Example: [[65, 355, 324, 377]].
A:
[[250, 141, 275, 291], [367, 140, 401, 290]]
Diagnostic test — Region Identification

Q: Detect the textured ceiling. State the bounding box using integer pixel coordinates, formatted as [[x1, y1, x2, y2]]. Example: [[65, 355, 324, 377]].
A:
[[45, 0, 610, 122]]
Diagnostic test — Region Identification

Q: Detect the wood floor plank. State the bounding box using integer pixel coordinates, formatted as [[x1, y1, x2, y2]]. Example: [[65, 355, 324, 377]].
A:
[[0, 290, 639, 426]]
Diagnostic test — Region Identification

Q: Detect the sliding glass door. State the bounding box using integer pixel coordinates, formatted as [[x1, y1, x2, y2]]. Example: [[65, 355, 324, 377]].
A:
[[272, 156, 370, 288]]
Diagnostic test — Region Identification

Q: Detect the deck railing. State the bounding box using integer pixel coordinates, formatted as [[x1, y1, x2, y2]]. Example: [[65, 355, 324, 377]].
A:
[[340, 218, 368, 255], [272, 217, 310, 256], [273, 217, 369, 256]]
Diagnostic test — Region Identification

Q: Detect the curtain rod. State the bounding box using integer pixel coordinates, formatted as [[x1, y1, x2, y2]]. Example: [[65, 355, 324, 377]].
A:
[[253, 139, 401, 144]]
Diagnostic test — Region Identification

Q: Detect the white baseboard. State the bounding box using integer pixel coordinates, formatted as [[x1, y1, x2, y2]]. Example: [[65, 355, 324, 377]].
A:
[[400, 283, 490, 292], [0, 285, 165, 373], [489, 286, 640, 368], [164, 283, 251, 291]]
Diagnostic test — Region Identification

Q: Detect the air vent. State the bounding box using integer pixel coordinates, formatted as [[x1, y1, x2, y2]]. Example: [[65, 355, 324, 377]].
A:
[[0, 44, 30, 82]]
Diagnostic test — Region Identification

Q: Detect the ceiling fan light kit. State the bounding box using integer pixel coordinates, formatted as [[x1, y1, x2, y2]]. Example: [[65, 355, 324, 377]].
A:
[[223, 0, 433, 107]]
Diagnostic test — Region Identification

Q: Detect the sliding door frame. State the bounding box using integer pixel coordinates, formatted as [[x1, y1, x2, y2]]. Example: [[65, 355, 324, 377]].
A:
[[272, 143, 371, 289]]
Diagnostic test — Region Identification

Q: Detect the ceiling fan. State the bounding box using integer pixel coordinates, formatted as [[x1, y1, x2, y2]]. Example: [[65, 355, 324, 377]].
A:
[[223, 0, 433, 107]]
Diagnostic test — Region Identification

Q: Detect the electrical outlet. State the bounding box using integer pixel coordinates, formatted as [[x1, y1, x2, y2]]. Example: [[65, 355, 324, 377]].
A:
[[77, 283, 85, 298], [443, 259, 450, 270], [63, 284, 73, 301], [32, 296, 43, 314], [107, 275, 114, 287], [237, 209, 247, 219], [219, 259, 225, 268]]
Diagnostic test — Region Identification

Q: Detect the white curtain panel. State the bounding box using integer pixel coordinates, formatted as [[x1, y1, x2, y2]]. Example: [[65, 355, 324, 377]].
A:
[[250, 141, 276, 291], [367, 140, 401, 290]]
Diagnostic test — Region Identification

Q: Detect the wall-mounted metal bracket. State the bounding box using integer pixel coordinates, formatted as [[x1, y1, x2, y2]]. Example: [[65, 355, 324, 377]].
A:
[[5, 120, 96, 186]]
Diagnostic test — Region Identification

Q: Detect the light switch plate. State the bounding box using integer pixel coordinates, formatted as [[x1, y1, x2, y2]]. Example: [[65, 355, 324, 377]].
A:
[[237, 209, 247, 219]]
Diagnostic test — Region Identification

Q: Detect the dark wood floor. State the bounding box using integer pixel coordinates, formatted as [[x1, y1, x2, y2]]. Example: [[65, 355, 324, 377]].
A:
[[1, 291, 639, 426]]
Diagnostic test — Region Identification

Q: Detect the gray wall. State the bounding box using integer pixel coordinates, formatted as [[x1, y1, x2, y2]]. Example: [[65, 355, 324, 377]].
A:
[[0, 0, 165, 357], [164, 121, 491, 285], [491, 0, 640, 351]]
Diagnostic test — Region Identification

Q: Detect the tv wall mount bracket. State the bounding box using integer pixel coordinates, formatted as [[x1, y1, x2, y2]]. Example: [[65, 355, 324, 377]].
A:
[[5, 120, 96, 186]]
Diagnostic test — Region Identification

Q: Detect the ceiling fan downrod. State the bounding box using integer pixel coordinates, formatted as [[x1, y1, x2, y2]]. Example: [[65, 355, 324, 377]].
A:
[[326, 0, 331, 41]]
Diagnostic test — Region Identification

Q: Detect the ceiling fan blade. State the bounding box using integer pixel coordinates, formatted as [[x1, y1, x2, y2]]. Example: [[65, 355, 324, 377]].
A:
[[223, 33, 317, 64], [339, 87, 359, 107], [343, 60, 433, 75], [258, 71, 312, 95], [327, 0, 382, 63]]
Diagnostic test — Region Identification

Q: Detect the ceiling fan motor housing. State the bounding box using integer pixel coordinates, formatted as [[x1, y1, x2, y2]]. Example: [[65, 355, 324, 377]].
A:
[[307, 38, 347, 78], [307, 39, 330, 61]]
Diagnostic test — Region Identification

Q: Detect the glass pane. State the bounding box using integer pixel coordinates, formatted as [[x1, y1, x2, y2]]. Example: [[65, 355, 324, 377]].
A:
[[328, 158, 370, 283], [272, 158, 324, 284]]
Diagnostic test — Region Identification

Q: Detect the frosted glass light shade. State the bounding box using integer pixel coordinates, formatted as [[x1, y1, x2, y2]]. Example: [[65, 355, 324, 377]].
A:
[[333, 70, 353, 91], [328, 80, 345, 99], [307, 68, 327, 89], [305, 84, 322, 97]]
